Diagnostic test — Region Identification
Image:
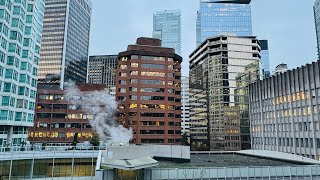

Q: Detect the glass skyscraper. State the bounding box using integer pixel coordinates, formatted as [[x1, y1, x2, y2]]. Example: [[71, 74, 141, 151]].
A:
[[196, 0, 252, 46], [259, 40, 270, 77], [0, 0, 45, 146], [197, 0, 271, 78], [153, 9, 182, 55], [314, 0, 320, 60], [38, 0, 92, 88]]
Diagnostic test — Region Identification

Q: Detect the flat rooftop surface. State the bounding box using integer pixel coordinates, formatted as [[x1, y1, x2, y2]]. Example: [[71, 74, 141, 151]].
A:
[[157, 154, 303, 168]]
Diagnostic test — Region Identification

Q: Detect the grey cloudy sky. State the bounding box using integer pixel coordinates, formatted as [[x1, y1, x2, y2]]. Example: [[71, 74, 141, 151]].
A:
[[89, 0, 317, 76]]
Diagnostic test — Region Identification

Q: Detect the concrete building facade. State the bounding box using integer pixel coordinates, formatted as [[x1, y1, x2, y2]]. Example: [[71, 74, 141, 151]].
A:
[[0, 0, 45, 146], [189, 35, 261, 151], [250, 60, 320, 160], [116, 37, 182, 145]]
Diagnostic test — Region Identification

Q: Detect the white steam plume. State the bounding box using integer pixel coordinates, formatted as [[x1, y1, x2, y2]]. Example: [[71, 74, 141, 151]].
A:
[[64, 82, 132, 143]]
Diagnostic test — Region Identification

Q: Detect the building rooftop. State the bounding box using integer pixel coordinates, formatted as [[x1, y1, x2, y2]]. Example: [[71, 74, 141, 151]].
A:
[[157, 154, 303, 168]]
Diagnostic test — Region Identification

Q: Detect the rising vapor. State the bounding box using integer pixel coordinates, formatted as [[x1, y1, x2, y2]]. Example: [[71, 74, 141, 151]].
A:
[[64, 82, 132, 144]]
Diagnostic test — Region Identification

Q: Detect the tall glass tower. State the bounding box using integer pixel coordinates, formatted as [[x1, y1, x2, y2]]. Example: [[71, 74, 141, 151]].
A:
[[197, 0, 270, 79], [259, 40, 270, 77], [38, 0, 92, 88], [314, 0, 320, 60], [196, 0, 252, 46], [0, 0, 45, 146], [153, 9, 182, 55]]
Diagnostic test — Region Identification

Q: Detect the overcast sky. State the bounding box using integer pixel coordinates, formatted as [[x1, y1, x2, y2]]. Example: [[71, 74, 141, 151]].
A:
[[89, 0, 317, 76]]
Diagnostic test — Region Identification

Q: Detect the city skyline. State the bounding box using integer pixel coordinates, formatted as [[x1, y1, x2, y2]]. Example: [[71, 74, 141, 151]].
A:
[[90, 0, 317, 75]]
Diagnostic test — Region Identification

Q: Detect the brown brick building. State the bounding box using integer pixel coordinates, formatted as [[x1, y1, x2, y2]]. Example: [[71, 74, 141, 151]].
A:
[[116, 37, 183, 144], [28, 84, 106, 144]]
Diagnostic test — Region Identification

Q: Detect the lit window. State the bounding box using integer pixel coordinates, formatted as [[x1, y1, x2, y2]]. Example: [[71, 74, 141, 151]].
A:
[[120, 65, 127, 69]]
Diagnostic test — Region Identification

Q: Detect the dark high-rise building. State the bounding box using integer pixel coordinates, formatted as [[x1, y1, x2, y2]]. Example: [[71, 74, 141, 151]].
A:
[[189, 35, 261, 151], [87, 55, 117, 87], [38, 0, 92, 88], [116, 37, 183, 144]]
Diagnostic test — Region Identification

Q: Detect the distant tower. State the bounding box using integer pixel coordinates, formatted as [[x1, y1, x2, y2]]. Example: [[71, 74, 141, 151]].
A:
[[273, 63, 288, 75], [259, 40, 271, 78], [153, 10, 182, 55], [314, 0, 320, 59], [38, 0, 92, 88], [196, 0, 252, 45]]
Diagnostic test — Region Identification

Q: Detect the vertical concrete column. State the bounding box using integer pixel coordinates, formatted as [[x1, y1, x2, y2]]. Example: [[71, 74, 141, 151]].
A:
[[6, 126, 13, 146]]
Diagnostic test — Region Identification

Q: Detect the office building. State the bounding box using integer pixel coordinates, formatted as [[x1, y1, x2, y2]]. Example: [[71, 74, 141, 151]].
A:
[[189, 88, 208, 150], [196, 0, 252, 46], [87, 55, 117, 87], [314, 0, 320, 59], [250, 60, 320, 160], [153, 10, 182, 55], [260, 40, 271, 78], [29, 84, 106, 144], [116, 37, 182, 145], [189, 35, 261, 151], [38, 0, 92, 88], [181, 76, 190, 134], [0, 0, 45, 146], [272, 63, 288, 75]]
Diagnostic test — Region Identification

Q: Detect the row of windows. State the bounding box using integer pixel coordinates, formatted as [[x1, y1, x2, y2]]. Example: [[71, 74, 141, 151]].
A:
[[118, 112, 180, 118], [122, 104, 176, 110], [253, 137, 320, 149], [29, 132, 93, 138], [140, 130, 181, 134], [253, 121, 320, 133], [0, 110, 33, 121], [252, 106, 319, 120], [38, 94, 64, 100], [37, 122, 91, 129], [36, 113, 94, 120]]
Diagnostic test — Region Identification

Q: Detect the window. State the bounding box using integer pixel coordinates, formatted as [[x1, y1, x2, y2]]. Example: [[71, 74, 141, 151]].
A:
[[130, 79, 137, 83], [130, 71, 138, 75], [5, 69, 12, 79], [118, 88, 126, 93], [129, 95, 137, 100], [120, 65, 127, 69], [141, 71, 165, 77], [4, 83, 10, 92], [119, 80, 126, 85], [141, 96, 164, 101], [131, 63, 138, 67], [141, 64, 165, 69], [1, 96, 9, 106], [131, 55, 138, 59], [141, 56, 165, 61], [141, 79, 165, 85]]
